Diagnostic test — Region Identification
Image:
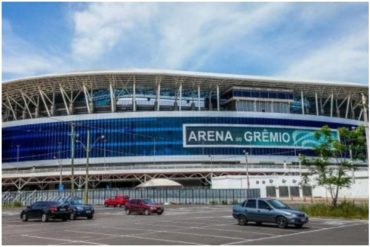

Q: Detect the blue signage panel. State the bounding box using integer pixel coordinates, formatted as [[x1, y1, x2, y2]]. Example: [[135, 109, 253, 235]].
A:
[[183, 124, 339, 149]]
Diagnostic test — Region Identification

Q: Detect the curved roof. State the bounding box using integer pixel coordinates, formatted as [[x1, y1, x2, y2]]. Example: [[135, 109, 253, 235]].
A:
[[2, 69, 368, 101]]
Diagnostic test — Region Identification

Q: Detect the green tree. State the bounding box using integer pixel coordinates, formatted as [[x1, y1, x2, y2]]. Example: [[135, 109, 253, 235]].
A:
[[301, 125, 366, 207]]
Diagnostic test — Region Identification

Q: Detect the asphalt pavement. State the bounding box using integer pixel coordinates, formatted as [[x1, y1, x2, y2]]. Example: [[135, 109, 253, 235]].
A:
[[2, 205, 368, 245]]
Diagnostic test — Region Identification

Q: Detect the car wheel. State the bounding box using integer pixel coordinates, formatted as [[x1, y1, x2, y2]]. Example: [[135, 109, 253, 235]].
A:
[[119, 204, 122, 208], [21, 213, 28, 222], [87, 214, 93, 220], [126, 209, 131, 215], [113, 205, 117, 207], [295, 224, 303, 228], [41, 213, 48, 223], [157, 211, 163, 215], [256, 222, 262, 226], [276, 216, 288, 229], [238, 215, 248, 225], [144, 209, 150, 216], [70, 211, 76, 220], [62, 217, 68, 221]]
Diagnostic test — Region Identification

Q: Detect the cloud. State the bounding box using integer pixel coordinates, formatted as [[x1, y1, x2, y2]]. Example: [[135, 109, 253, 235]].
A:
[[2, 19, 70, 80], [71, 3, 158, 61], [276, 26, 368, 83]]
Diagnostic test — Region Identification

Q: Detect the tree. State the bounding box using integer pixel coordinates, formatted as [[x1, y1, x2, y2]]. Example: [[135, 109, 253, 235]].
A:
[[301, 125, 366, 207]]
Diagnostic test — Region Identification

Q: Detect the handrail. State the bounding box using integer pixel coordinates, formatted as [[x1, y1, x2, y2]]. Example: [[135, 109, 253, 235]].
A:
[[3, 164, 306, 174]]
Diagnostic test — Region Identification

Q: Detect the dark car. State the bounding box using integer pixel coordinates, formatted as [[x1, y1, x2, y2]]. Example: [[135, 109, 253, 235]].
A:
[[232, 198, 309, 228], [20, 201, 71, 222], [59, 198, 94, 220], [125, 199, 164, 215]]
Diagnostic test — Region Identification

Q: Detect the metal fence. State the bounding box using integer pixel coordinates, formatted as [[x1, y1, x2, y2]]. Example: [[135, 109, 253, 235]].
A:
[[2, 188, 260, 206]]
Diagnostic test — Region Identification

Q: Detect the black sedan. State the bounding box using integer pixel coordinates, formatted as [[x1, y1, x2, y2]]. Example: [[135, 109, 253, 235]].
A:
[[20, 201, 71, 222], [59, 198, 94, 220]]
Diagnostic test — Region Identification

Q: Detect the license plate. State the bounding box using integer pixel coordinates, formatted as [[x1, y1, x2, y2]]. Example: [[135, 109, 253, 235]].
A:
[[86, 210, 91, 214], [59, 208, 65, 212]]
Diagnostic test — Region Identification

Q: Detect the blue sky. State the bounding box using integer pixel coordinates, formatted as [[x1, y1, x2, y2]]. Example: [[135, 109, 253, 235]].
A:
[[2, 2, 369, 84]]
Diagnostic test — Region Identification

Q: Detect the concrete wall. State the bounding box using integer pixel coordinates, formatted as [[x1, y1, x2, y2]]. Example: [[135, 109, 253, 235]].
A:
[[211, 170, 368, 199]]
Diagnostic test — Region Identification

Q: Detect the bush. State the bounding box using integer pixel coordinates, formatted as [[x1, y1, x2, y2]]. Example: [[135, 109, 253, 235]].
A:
[[299, 201, 368, 219], [3, 200, 22, 208], [209, 200, 218, 205], [221, 200, 228, 205]]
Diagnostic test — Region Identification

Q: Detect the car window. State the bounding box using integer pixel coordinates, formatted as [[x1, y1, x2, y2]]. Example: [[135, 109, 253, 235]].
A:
[[31, 202, 41, 208], [245, 199, 256, 208], [267, 199, 290, 209], [258, 200, 270, 209], [143, 199, 154, 205]]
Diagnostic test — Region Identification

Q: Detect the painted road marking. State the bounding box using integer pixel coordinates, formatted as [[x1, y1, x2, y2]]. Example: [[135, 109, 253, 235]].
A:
[[21, 234, 104, 245], [225, 223, 367, 245], [65, 229, 201, 245]]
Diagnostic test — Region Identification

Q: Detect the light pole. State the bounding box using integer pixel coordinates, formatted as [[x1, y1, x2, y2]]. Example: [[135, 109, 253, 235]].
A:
[[16, 145, 20, 162], [58, 142, 63, 190], [243, 150, 250, 189], [70, 123, 76, 193], [76, 130, 105, 204], [361, 93, 368, 161]]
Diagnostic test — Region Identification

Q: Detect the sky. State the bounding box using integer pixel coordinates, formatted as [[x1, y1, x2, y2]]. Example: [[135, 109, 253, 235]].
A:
[[2, 2, 369, 84]]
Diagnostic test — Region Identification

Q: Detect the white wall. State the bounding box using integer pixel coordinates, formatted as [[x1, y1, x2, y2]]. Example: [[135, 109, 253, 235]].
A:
[[212, 170, 368, 199]]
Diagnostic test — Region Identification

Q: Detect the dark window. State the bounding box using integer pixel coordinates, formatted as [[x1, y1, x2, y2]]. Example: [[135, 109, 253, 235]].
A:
[[245, 199, 256, 208], [258, 200, 270, 209]]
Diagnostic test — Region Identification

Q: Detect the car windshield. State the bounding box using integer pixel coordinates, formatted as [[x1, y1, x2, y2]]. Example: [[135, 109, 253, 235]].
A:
[[71, 199, 84, 205], [142, 199, 155, 205], [267, 199, 290, 209]]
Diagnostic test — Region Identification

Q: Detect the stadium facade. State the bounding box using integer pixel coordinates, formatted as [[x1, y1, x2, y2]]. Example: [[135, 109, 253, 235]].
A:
[[2, 70, 368, 191]]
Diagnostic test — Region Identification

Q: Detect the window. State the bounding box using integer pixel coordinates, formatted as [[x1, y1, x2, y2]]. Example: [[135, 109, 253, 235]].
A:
[[245, 199, 256, 208], [258, 200, 270, 209]]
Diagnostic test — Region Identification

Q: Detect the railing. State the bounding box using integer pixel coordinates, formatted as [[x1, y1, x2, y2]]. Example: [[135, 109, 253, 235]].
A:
[[2, 188, 261, 206], [2, 164, 303, 174]]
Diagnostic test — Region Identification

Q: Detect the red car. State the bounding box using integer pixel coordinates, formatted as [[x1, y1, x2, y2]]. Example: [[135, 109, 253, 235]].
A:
[[125, 199, 164, 215], [104, 195, 129, 207]]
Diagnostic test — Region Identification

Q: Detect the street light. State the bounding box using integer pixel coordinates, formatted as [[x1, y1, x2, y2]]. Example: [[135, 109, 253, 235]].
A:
[[243, 150, 250, 189], [76, 130, 105, 204]]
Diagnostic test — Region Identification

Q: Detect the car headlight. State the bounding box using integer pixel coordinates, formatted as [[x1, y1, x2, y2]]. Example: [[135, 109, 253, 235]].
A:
[[284, 212, 294, 216], [76, 206, 84, 211]]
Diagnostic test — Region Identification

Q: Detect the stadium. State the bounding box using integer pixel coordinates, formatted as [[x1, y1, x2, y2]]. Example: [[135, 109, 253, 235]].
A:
[[2, 69, 368, 196]]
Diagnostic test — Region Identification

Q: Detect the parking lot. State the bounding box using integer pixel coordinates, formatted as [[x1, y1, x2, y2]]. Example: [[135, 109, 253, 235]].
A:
[[3, 205, 368, 245]]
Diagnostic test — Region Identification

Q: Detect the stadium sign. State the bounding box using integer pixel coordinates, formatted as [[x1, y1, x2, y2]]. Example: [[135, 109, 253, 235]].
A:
[[183, 124, 339, 149]]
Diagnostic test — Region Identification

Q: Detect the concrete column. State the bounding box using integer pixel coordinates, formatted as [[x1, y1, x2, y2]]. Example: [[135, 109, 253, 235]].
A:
[[179, 83, 182, 111], [197, 84, 201, 111], [301, 90, 305, 115], [132, 78, 136, 112], [156, 82, 161, 111], [216, 85, 220, 111], [315, 92, 319, 116]]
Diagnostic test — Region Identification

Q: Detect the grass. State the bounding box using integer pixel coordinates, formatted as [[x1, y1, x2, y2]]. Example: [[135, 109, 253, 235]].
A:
[[2, 200, 22, 208], [299, 201, 368, 219]]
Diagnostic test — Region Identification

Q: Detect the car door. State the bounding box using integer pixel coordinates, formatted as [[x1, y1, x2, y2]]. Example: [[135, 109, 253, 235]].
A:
[[27, 202, 39, 219], [257, 199, 275, 223], [244, 199, 257, 221]]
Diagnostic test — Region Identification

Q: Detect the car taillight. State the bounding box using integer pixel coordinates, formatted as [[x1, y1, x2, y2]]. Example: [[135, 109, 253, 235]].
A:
[[50, 207, 58, 213]]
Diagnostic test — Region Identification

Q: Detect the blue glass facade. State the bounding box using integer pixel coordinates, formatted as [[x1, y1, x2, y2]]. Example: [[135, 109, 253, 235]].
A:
[[2, 116, 356, 163]]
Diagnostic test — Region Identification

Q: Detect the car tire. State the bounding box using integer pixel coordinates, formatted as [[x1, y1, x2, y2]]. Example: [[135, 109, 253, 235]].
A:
[[70, 211, 76, 220], [144, 209, 150, 216], [276, 216, 288, 229], [295, 224, 303, 228], [87, 214, 93, 220], [62, 218, 68, 221], [157, 211, 163, 215], [21, 213, 28, 222], [238, 215, 248, 225], [256, 222, 262, 226], [126, 209, 131, 215], [41, 213, 48, 223], [113, 205, 117, 207]]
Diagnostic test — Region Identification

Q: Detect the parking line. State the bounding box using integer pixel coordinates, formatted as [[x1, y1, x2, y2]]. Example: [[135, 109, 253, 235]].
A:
[[225, 223, 367, 245], [21, 234, 104, 245], [66, 229, 202, 245]]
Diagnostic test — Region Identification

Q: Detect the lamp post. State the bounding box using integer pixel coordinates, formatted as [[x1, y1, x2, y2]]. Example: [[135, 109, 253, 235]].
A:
[[76, 130, 105, 204], [16, 145, 20, 162], [243, 150, 250, 189], [58, 142, 63, 190]]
